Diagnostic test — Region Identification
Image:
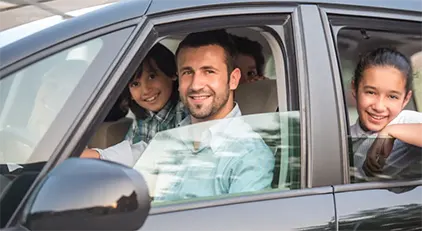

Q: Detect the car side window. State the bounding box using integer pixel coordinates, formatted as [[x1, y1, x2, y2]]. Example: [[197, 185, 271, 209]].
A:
[[333, 17, 422, 183], [0, 28, 132, 165], [122, 25, 302, 205]]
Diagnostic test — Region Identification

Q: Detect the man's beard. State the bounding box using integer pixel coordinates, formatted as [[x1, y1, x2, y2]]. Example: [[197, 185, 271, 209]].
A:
[[182, 86, 230, 120]]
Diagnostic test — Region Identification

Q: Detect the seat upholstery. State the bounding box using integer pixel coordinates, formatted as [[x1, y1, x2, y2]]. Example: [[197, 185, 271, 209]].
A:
[[88, 117, 133, 149], [235, 79, 278, 115]]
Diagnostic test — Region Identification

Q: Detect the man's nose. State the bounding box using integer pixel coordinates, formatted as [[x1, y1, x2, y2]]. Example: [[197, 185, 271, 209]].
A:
[[189, 73, 206, 91]]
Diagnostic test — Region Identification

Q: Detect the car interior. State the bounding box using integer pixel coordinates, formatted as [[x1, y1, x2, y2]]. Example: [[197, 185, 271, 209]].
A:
[[87, 26, 301, 190]]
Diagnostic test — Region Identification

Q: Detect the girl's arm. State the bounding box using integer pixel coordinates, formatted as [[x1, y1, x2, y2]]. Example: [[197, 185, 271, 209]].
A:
[[380, 123, 422, 147]]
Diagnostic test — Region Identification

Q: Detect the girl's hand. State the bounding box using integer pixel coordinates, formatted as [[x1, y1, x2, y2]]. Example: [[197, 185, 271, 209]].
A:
[[363, 129, 395, 176]]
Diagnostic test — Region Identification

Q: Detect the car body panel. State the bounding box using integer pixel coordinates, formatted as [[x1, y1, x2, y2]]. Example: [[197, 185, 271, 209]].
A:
[[143, 188, 335, 230], [0, 0, 421, 230], [333, 182, 422, 230]]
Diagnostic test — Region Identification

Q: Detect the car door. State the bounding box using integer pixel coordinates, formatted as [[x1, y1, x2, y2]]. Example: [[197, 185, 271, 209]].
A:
[[320, 3, 422, 230], [0, 1, 155, 228], [126, 3, 342, 230]]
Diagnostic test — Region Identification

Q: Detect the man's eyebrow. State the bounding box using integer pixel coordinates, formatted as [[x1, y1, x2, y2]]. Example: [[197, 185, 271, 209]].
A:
[[179, 66, 193, 71], [201, 66, 218, 71], [389, 90, 403, 95]]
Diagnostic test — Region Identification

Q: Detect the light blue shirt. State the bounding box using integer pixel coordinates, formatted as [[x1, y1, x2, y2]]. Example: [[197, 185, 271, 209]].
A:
[[134, 104, 275, 202]]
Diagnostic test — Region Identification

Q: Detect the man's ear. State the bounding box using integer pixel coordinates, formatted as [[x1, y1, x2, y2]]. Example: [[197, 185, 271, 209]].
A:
[[229, 68, 241, 90], [402, 90, 413, 109]]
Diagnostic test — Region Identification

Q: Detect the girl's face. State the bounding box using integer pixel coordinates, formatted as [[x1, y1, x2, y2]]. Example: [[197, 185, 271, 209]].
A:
[[352, 66, 412, 132], [129, 59, 176, 112]]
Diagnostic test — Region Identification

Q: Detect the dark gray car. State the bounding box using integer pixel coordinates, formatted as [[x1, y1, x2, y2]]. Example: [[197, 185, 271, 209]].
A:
[[0, 0, 421, 230]]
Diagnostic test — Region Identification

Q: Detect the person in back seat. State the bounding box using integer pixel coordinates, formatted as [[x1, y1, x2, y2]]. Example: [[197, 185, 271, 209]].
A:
[[231, 34, 268, 84], [350, 48, 422, 180], [81, 43, 187, 166]]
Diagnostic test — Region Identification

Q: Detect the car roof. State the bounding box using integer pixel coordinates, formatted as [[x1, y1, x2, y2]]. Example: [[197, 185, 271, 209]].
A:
[[1, 0, 420, 70], [146, 0, 422, 15]]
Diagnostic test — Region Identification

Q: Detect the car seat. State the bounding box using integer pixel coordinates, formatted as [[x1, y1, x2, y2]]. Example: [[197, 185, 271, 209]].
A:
[[87, 117, 133, 149], [234, 79, 278, 115]]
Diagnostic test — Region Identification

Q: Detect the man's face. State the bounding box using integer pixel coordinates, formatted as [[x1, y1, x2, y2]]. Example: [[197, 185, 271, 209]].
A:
[[177, 45, 240, 122]]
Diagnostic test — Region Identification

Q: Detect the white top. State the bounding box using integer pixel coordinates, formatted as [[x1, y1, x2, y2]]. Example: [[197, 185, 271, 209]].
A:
[[350, 110, 422, 180], [95, 140, 147, 167]]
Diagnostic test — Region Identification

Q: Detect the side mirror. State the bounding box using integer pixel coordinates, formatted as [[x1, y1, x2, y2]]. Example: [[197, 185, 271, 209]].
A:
[[20, 158, 151, 230]]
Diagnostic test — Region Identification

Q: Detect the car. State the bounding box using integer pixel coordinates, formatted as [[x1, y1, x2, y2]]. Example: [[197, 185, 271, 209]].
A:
[[0, 0, 421, 230]]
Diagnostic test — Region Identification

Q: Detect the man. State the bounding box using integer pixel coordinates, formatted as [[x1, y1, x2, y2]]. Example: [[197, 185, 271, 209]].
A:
[[134, 29, 274, 202]]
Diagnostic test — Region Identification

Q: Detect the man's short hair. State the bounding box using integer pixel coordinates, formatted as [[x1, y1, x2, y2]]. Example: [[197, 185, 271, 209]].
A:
[[175, 29, 238, 74]]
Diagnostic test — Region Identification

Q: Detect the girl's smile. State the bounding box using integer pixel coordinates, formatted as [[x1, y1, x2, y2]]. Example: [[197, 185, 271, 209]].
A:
[[353, 66, 412, 132]]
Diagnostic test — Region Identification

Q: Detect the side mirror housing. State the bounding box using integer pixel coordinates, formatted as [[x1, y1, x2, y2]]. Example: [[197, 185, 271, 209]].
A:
[[21, 158, 150, 230]]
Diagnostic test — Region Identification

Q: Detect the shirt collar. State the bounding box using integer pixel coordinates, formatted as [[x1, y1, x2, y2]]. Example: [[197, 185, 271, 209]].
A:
[[351, 119, 376, 138], [177, 103, 242, 153], [149, 97, 178, 122]]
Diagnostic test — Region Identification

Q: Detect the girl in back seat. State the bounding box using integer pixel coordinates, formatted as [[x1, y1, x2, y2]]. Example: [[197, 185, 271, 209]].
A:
[[350, 47, 422, 181], [81, 43, 186, 166]]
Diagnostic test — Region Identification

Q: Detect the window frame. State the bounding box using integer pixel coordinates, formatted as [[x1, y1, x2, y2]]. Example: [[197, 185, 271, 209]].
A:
[[321, 5, 422, 188], [134, 5, 311, 213]]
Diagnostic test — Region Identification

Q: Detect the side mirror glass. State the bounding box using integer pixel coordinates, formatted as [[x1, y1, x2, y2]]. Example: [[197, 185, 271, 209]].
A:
[[20, 158, 150, 230]]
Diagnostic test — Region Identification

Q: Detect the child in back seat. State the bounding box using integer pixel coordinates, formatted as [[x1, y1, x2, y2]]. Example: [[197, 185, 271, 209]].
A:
[[350, 47, 422, 180], [81, 43, 187, 166]]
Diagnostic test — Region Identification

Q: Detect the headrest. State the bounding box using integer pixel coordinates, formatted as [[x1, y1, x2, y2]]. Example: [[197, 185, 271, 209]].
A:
[[235, 79, 278, 115]]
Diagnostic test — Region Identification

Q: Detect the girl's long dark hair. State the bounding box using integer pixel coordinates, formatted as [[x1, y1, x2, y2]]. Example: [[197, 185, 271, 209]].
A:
[[353, 47, 413, 93]]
